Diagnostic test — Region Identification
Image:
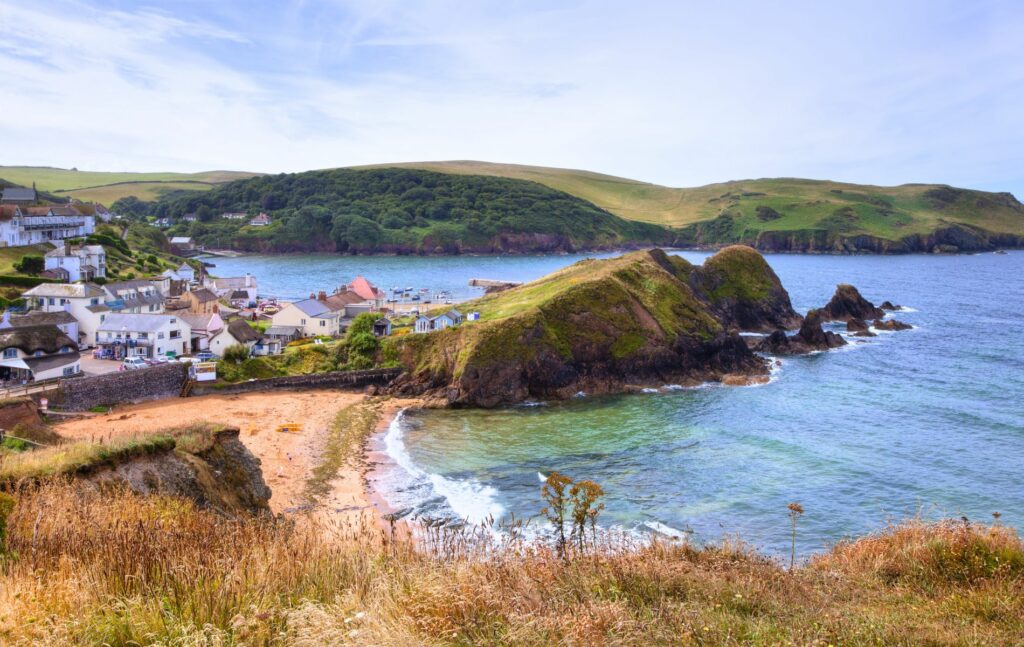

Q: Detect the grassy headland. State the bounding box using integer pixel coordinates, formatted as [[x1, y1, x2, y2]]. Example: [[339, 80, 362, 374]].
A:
[[0, 166, 259, 201]]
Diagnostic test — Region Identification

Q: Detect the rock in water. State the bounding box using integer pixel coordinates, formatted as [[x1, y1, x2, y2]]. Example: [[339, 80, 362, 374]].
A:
[[873, 318, 913, 331], [821, 284, 885, 322], [755, 309, 848, 355], [879, 300, 901, 311], [846, 318, 876, 337]]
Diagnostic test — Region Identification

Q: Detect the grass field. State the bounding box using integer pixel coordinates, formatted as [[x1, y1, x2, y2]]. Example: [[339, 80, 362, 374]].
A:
[[0, 166, 260, 204], [0, 243, 54, 274], [360, 161, 1024, 238]]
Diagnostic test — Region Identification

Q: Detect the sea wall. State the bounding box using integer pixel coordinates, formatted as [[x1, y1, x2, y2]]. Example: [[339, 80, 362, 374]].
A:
[[48, 363, 188, 411], [191, 367, 401, 397]]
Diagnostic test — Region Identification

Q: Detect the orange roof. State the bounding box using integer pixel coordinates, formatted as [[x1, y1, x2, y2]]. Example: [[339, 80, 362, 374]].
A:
[[348, 276, 382, 300]]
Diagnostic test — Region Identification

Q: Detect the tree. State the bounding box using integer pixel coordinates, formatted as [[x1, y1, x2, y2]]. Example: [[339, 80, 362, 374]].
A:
[[14, 255, 44, 275], [222, 343, 251, 364], [541, 472, 573, 558], [345, 313, 377, 339], [569, 480, 605, 552]]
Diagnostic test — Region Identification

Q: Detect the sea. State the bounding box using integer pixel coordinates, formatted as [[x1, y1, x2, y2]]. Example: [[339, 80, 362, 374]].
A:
[[209, 250, 1024, 556]]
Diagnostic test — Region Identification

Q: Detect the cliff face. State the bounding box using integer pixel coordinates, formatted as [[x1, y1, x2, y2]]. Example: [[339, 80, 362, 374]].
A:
[[389, 246, 803, 407], [745, 224, 1023, 254], [83, 428, 271, 516]]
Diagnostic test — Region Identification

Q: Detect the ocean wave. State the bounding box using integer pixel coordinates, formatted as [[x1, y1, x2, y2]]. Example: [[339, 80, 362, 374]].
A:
[[382, 410, 505, 524], [643, 520, 691, 540]]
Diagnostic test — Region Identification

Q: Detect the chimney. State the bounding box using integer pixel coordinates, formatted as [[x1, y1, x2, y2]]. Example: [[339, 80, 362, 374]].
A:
[[309, 292, 316, 300], [317, 291, 327, 302]]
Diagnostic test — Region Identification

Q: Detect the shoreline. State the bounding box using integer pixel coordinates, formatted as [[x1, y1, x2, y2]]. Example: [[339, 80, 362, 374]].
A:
[[362, 398, 423, 538]]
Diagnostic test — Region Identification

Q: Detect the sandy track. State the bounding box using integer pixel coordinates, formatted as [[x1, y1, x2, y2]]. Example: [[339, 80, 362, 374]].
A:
[[53, 390, 367, 515]]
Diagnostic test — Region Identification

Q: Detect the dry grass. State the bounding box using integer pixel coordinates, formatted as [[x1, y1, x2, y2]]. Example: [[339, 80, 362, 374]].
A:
[[0, 478, 1021, 646]]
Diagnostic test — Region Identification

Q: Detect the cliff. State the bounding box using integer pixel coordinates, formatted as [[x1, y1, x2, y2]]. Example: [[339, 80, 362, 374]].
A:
[[388, 246, 802, 407], [0, 425, 271, 516]]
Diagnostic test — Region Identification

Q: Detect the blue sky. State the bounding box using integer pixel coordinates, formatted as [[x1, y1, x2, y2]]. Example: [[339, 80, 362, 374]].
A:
[[1, 0, 1023, 195]]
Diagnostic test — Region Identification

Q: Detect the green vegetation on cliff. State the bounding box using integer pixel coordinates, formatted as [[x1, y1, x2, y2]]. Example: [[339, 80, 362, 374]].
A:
[[137, 168, 672, 254], [388, 246, 798, 406], [369, 162, 1024, 252], [0, 165, 258, 202]]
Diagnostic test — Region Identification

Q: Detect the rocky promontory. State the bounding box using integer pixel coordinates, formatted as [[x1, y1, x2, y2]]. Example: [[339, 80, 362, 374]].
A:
[[821, 284, 886, 322], [388, 246, 810, 407]]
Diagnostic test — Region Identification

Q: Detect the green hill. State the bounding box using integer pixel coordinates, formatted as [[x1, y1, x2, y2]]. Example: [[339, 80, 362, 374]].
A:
[[363, 162, 1024, 252], [152, 167, 673, 254], [0, 166, 260, 202]]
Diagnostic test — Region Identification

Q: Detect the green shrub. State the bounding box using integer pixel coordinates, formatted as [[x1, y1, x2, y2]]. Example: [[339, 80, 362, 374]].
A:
[[13, 255, 44, 275], [222, 343, 251, 364]]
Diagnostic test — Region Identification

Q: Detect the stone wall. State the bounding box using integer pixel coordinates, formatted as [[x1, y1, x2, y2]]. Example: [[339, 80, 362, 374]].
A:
[[50, 363, 188, 411], [192, 367, 401, 397]]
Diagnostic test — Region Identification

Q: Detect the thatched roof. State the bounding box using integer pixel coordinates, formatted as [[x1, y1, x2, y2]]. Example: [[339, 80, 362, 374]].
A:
[[0, 324, 78, 354]]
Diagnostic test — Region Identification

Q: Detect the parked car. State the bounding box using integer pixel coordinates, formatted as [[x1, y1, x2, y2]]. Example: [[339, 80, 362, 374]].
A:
[[195, 351, 217, 362], [121, 357, 148, 371]]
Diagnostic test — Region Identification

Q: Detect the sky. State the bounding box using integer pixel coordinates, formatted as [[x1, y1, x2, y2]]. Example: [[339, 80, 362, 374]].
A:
[[1, 0, 1023, 195]]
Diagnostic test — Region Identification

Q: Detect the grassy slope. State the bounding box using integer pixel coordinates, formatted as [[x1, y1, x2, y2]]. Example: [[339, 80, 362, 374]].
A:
[[363, 161, 1024, 238], [0, 244, 55, 274], [0, 166, 260, 203]]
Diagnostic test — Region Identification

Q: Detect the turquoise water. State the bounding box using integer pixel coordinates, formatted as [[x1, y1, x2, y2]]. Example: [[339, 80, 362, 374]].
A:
[[215, 250, 1024, 555]]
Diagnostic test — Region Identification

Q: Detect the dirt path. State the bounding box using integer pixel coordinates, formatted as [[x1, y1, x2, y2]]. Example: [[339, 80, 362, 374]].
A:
[[53, 390, 367, 515]]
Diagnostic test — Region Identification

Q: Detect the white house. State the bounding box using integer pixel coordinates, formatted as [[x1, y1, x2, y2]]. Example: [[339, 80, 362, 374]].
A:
[[176, 262, 196, 282], [103, 280, 164, 314], [208, 319, 262, 357], [221, 212, 248, 220], [248, 212, 271, 227], [0, 317, 80, 382], [204, 274, 257, 301], [0, 205, 96, 246], [21, 282, 109, 349], [179, 312, 225, 353], [96, 313, 191, 359], [44, 243, 106, 282], [270, 298, 343, 338]]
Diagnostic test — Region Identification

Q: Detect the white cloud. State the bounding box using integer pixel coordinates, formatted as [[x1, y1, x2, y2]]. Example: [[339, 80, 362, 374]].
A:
[[1, 0, 1022, 196]]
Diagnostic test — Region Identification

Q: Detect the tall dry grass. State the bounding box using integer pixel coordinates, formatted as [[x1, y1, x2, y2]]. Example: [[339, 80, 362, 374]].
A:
[[0, 480, 1022, 645]]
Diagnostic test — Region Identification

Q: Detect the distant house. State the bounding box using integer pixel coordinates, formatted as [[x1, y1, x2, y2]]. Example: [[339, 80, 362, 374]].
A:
[[270, 297, 342, 338], [264, 325, 302, 344], [468, 311, 481, 321], [92, 203, 114, 222], [432, 309, 463, 330], [248, 212, 271, 227], [155, 217, 172, 228], [21, 282, 109, 348], [176, 262, 196, 283], [204, 274, 257, 301], [373, 318, 392, 337], [44, 243, 106, 282], [181, 213, 199, 223], [0, 204, 95, 246], [182, 287, 219, 315], [179, 312, 225, 352], [170, 236, 196, 256], [96, 313, 191, 359], [1, 187, 36, 205], [0, 318, 80, 382], [103, 280, 164, 314], [414, 315, 432, 334], [209, 318, 262, 357], [346, 276, 386, 310], [228, 290, 251, 307], [221, 212, 248, 220]]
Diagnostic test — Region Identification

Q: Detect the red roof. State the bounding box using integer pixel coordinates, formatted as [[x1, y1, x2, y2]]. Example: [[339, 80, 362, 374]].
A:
[[348, 276, 382, 300]]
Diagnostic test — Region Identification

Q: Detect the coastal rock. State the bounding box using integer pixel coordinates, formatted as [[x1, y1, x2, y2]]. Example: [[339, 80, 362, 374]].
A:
[[879, 301, 900, 311], [846, 318, 876, 337], [388, 248, 783, 407], [690, 245, 803, 332], [755, 309, 848, 355], [821, 284, 885, 322], [872, 318, 912, 331]]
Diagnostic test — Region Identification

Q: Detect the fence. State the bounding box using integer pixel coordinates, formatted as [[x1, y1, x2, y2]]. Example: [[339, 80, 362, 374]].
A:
[[191, 367, 402, 397]]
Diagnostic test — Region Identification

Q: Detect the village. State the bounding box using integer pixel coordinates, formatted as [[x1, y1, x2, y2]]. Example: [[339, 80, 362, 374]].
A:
[[0, 186, 478, 389]]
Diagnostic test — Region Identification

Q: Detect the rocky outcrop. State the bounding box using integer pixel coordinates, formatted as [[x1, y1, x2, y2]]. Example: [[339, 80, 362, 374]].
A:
[[84, 427, 271, 516], [880, 301, 900, 311], [873, 318, 912, 331], [821, 284, 885, 322], [846, 318, 876, 337], [389, 247, 812, 407], [720, 224, 1024, 255], [754, 309, 847, 355]]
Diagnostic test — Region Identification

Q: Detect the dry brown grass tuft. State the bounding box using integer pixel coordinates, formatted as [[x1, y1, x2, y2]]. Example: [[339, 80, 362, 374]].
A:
[[0, 480, 1021, 645]]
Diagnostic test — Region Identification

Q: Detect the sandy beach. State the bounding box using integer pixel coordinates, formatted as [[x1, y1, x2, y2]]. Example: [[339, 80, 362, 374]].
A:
[[52, 391, 417, 529]]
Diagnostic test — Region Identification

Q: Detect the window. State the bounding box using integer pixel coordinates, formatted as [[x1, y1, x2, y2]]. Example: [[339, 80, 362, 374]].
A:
[[100, 315, 105, 323], [60, 346, 72, 354], [158, 332, 165, 339], [63, 366, 77, 377], [300, 318, 306, 325], [91, 298, 99, 305], [320, 320, 326, 327], [3, 348, 16, 359], [170, 330, 180, 339], [34, 350, 44, 357], [139, 332, 148, 339], [48, 298, 55, 306]]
